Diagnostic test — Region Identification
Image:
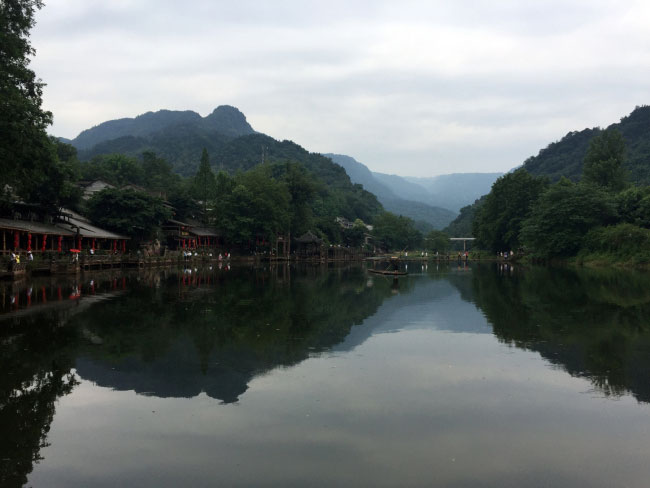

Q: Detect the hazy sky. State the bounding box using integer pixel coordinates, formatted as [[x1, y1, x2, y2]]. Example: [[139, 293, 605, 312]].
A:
[[32, 0, 650, 176]]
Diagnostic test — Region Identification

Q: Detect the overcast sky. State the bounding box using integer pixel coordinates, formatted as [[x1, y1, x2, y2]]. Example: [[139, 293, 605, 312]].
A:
[[31, 0, 650, 176]]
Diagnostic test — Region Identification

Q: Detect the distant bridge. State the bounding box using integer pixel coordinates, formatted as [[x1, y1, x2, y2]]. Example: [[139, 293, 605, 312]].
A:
[[449, 237, 475, 251]]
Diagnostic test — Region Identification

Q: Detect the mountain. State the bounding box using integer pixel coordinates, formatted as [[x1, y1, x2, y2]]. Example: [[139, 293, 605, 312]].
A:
[[70, 106, 256, 175], [325, 154, 500, 214], [72, 105, 254, 150], [522, 105, 650, 184], [325, 153, 501, 229], [443, 105, 650, 237], [324, 154, 457, 230], [66, 107, 383, 225], [372, 172, 432, 202], [404, 173, 503, 212]]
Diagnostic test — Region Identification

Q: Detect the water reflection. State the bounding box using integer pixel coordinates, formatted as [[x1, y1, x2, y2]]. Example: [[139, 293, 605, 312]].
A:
[[70, 265, 408, 403], [2, 264, 650, 487], [461, 264, 650, 402]]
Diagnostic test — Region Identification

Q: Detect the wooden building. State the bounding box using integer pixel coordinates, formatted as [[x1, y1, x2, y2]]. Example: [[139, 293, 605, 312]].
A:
[[0, 211, 129, 256], [162, 219, 219, 250], [0, 218, 74, 255], [295, 231, 324, 259]]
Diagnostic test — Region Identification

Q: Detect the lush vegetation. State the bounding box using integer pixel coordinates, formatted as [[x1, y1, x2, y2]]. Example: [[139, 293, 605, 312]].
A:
[[87, 188, 172, 240], [473, 169, 548, 252], [523, 105, 650, 185], [76, 148, 395, 248], [0, 1, 81, 211], [2, 1, 418, 251], [443, 196, 484, 237], [472, 129, 650, 266], [372, 212, 423, 251]]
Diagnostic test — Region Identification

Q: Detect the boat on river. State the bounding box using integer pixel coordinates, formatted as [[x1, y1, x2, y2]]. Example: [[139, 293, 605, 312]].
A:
[[368, 268, 408, 276]]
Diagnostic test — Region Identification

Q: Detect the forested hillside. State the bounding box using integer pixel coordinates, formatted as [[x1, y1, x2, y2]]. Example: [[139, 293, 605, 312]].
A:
[[523, 105, 650, 184], [445, 106, 650, 239]]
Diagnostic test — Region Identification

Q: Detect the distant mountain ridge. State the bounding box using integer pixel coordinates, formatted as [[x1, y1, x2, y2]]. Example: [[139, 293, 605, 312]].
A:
[[325, 153, 501, 229], [72, 105, 255, 150], [403, 173, 504, 211], [324, 154, 457, 229], [67, 106, 257, 175]]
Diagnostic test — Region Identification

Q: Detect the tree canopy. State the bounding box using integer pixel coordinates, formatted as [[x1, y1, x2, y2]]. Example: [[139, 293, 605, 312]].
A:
[[191, 148, 217, 217], [425, 229, 450, 253], [87, 188, 172, 240], [582, 129, 627, 191], [0, 0, 78, 209], [519, 179, 618, 258], [473, 169, 548, 252], [372, 212, 422, 251]]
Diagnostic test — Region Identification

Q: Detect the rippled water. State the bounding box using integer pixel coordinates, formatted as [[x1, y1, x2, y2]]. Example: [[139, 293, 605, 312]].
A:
[[2, 263, 650, 487]]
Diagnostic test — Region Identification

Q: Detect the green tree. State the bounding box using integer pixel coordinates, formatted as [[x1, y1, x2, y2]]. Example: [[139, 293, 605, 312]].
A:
[[87, 188, 172, 241], [425, 229, 450, 253], [520, 179, 618, 258], [141, 151, 179, 194], [615, 186, 650, 229], [216, 166, 290, 246], [473, 169, 548, 252], [444, 198, 484, 237], [1, 1, 79, 208], [280, 162, 315, 236], [191, 148, 217, 217], [582, 129, 627, 191], [343, 220, 367, 247], [166, 184, 195, 222], [81, 154, 145, 187], [372, 212, 422, 251]]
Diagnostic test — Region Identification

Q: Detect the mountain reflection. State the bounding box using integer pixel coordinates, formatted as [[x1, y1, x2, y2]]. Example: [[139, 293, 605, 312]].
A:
[[69, 265, 402, 403], [4, 263, 650, 487], [1, 265, 401, 487], [462, 264, 650, 403]]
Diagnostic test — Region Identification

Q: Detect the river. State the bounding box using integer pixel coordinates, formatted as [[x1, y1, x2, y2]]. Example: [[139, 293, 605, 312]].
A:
[[2, 262, 650, 487]]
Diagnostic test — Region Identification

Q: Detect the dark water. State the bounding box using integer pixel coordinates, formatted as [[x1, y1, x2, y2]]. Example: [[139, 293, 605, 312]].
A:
[[2, 263, 650, 487]]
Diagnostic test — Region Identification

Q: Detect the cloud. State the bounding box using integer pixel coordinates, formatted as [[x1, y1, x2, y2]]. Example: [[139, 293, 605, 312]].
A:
[[31, 0, 650, 176]]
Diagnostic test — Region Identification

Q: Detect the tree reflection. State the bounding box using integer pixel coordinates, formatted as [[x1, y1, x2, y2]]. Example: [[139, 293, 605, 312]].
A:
[[70, 265, 401, 403], [467, 264, 650, 402], [0, 313, 78, 488]]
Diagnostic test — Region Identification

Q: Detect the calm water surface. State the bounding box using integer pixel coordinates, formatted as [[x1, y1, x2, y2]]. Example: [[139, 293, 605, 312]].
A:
[[2, 263, 650, 487]]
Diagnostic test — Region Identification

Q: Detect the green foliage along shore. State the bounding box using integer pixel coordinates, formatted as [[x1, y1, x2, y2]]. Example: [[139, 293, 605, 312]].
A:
[[522, 105, 650, 185], [0, 0, 420, 253], [0, 1, 81, 211], [470, 129, 650, 267]]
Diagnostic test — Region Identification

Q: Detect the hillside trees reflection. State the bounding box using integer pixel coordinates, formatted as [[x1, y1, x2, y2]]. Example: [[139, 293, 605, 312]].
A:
[[467, 264, 650, 401], [0, 312, 78, 488], [4, 263, 650, 486], [69, 266, 404, 403]]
